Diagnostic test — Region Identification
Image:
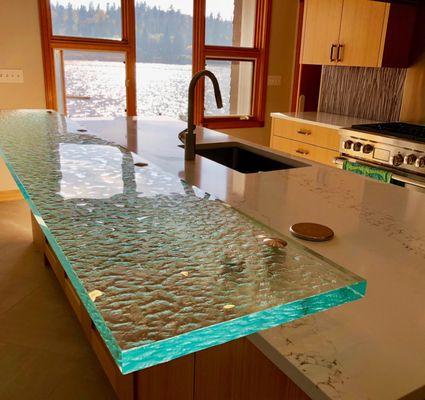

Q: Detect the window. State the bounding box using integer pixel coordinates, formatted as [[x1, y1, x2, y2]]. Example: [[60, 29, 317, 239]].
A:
[[57, 50, 127, 118], [194, 0, 272, 129], [135, 0, 193, 119], [39, 0, 271, 129], [50, 0, 123, 40], [39, 0, 136, 116], [204, 60, 254, 117], [205, 0, 256, 47]]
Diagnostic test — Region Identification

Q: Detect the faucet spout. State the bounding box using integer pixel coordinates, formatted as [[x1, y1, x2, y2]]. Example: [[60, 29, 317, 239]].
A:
[[184, 70, 223, 161]]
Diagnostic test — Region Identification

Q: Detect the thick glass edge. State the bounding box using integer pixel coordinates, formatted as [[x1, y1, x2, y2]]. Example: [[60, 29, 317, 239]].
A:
[[119, 280, 366, 374]]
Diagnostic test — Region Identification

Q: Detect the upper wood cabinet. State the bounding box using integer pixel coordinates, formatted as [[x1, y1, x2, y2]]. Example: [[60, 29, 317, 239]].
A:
[[301, 0, 343, 66], [337, 0, 388, 67], [301, 0, 416, 68]]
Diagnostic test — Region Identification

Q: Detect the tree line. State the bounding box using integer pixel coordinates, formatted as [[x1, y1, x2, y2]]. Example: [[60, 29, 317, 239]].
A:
[[51, 2, 233, 64]]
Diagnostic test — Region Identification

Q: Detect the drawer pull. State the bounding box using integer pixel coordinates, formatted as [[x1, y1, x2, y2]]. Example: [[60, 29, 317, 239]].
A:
[[337, 44, 344, 62], [296, 149, 310, 155], [330, 44, 337, 62], [297, 129, 311, 136]]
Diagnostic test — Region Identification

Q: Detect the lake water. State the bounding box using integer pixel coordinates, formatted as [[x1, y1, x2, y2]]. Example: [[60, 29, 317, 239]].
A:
[[64, 61, 231, 119]]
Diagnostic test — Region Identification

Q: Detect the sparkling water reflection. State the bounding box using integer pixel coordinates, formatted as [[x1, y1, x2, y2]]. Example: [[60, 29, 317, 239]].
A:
[[65, 61, 231, 119]]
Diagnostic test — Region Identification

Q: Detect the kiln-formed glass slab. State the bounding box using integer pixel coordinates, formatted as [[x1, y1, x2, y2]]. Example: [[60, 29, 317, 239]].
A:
[[0, 111, 366, 374]]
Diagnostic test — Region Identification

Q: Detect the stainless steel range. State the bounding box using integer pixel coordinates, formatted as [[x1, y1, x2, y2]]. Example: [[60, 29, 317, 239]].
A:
[[337, 122, 425, 191]]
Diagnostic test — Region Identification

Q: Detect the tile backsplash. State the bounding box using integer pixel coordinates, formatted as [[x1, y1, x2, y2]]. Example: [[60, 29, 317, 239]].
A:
[[319, 66, 407, 122]]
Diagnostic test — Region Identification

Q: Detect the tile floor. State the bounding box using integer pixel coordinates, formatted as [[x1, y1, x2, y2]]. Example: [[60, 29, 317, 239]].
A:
[[0, 200, 116, 399]]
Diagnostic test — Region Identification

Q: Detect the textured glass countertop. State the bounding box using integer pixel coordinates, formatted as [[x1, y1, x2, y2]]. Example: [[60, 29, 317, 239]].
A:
[[0, 111, 366, 374]]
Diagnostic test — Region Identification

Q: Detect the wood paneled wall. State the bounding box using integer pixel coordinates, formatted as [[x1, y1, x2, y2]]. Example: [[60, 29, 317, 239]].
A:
[[318, 66, 407, 122]]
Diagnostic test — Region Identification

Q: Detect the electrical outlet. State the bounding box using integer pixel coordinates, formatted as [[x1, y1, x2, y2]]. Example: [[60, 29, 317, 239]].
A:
[[267, 75, 282, 87], [0, 69, 24, 83]]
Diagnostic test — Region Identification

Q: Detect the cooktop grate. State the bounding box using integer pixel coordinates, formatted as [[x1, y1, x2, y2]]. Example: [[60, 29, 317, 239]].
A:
[[351, 122, 425, 143]]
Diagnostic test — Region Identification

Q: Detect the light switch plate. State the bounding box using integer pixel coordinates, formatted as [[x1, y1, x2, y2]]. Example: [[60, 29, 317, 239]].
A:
[[267, 75, 282, 87], [0, 69, 24, 83]]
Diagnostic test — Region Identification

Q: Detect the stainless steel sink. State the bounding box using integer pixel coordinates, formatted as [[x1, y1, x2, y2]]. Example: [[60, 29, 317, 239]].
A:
[[186, 143, 310, 174]]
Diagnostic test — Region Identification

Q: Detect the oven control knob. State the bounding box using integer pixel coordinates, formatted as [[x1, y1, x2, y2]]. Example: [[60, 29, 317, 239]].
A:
[[362, 144, 374, 154], [391, 153, 404, 167], [404, 154, 417, 165], [353, 142, 363, 152], [416, 157, 425, 168], [343, 140, 354, 150]]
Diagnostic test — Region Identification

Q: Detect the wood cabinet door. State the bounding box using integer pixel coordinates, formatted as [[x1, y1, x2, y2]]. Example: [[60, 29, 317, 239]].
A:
[[337, 0, 389, 67], [194, 338, 311, 400], [301, 0, 344, 65]]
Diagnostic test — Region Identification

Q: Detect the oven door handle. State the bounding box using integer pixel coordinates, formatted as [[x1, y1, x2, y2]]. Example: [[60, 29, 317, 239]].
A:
[[334, 157, 425, 190]]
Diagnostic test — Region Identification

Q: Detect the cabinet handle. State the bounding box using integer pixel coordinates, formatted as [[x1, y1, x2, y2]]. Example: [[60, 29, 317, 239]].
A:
[[337, 44, 344, 62], [296, 149, 310, 155], [330, 44, 337, 62], [297, 129, 311, 136]]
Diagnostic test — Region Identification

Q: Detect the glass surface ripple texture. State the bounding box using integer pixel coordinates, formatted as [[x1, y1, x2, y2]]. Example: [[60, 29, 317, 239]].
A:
[[0, 111, 366, 374]]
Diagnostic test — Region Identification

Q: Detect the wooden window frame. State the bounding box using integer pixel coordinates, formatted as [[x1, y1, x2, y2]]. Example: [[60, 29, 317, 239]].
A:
[[39, 0, 271, 129], [193, 0, 272, 129], [38, 0, 137, 116]]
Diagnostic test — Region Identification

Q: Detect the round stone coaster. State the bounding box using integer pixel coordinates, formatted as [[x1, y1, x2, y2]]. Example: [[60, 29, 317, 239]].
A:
[[290, 223, 334, 242]]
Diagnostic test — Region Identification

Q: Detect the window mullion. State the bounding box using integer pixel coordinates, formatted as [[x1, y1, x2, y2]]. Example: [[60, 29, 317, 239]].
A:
[[193, 0, 206, 126], [199, 0, 272, 129]]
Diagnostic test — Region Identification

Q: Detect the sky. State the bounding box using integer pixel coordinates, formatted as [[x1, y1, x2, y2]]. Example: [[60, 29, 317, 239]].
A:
[[54, 0, 234, 19]]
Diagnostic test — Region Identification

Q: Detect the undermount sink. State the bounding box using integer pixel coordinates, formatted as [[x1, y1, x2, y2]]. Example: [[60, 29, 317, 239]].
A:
[[192, 143, 309, 174]]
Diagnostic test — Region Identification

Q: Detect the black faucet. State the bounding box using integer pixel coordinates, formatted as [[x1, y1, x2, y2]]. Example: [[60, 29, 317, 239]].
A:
[[179, 70, 223, 161]]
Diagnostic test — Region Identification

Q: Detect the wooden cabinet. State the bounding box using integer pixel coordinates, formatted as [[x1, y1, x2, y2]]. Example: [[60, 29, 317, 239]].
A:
[[337, 0, 388, 67], [271, 136, 339, 167], [301, 0, 343, 65], [270, 117, 340, 167], [194, 338, 310, 400], [301, 0, 416, 67], [272, 118, 340, 150]]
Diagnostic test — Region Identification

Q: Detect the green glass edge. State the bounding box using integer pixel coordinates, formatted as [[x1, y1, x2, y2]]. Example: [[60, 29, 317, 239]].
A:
[[119, 280, 366, 374]]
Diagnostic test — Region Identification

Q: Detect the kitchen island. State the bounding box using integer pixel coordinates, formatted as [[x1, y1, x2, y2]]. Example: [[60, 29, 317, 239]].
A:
[[1, 110, 425, 400]]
